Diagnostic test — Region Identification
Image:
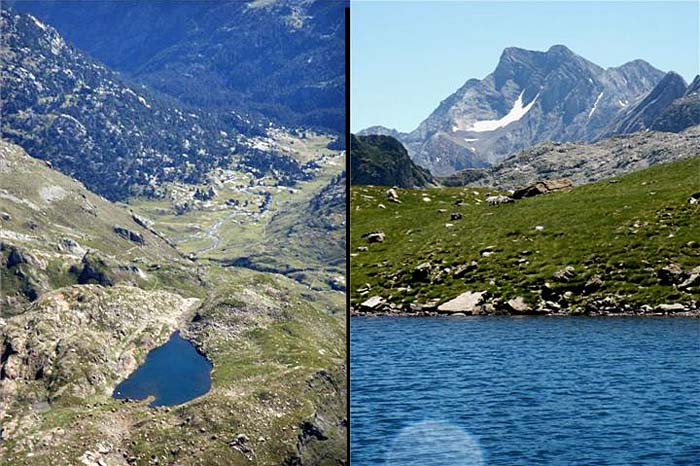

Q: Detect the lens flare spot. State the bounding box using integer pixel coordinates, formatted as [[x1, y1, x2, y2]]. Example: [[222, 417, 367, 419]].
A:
[[386, 421, 484, 466]]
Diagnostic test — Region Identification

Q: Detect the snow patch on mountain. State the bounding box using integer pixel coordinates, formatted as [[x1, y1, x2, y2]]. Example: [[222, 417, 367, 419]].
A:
[[467, 91, 539, 132], [589, 92, 603, 118]]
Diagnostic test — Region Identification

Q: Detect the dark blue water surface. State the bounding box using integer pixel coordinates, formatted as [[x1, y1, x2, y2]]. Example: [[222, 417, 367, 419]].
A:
[[113, 331, 212, 407], [351, 317, 700, 465]]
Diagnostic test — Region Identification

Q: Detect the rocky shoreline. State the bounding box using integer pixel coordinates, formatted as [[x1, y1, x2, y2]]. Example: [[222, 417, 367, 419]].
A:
[[351, 304, 700, 318], [352, 294, 700, 317], [351, 261, 700, 318]]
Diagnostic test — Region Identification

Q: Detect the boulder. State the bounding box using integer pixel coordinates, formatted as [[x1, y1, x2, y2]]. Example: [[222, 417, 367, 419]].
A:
[[363, 231, 385, 244], [655, 303, 686, 313], [450, 212, 463, 221], [386, 188, 400, 203], [658, 263, 685, 285], [584, 275, 604, 293], [485, 195, 513, 206], [77, 253, 115, 286], [131, 213, 153, 229], [412, 262, 432, 282], [513, 179, 573, 199], [506, 297, 532, 314], [437, 291, 487, 314], [678, 274, 700, 291], [453, 261, 478, 279], [57, 238, 86, 256], [113, 225, 145, 245], [360, 296, 385, 311], [553, 266, 576, 282], [193, 185, 217, 201]]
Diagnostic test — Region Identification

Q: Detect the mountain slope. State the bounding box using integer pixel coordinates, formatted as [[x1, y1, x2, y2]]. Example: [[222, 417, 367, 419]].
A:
[[1, 8, 318, 201], [11, 0, 347, 133], [0, 8, 238, 200], [350, 134, 434, 188], [604, 71, 688, 136], [361, 45, 665, 176], [0, 139, 201, 308], [651, 75, 700, 132]]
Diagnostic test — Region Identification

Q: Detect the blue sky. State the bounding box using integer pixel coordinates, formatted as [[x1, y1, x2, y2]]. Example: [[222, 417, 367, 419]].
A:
[[351, 1, 700, 132]]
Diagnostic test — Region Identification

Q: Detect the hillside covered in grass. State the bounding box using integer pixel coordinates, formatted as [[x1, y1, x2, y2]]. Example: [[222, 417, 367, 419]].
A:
[[0, 139, 347, 465], [351, 156, 700, 316]]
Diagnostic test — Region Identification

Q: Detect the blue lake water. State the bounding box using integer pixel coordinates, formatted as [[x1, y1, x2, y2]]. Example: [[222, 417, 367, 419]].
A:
[[113, 331, 212, 407], [351, 317, 700, 465]]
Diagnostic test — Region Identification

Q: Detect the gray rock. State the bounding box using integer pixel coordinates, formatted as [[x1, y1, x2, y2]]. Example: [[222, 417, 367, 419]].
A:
[[553, 266, 576, 282], [658, 263, 685, 284], [678, 274, 700, 291], [360, 296, 385, 311], [453, 261, 478, 279], [437, 291, 487, 314], [655, 303, 686, 313], [584, 275, 604, 293], [113, 225, 145, 245], [57, 238, 86, 256], [513, 179, 573, 199], [386, 188, 401, 203], [364, 231, 385, 244], [506, 297, 532, 314]]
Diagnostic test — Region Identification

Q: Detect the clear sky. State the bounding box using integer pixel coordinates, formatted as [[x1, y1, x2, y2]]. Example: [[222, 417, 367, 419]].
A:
[[351, 1, 700, 133]]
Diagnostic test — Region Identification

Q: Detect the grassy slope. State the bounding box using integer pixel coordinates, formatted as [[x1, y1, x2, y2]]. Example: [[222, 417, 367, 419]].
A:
[[0, 140, 203, 306], [351, 157, 700, 310]]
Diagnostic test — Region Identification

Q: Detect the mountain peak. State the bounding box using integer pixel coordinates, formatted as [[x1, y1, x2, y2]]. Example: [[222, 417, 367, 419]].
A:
[[546, 44, 574, 56]]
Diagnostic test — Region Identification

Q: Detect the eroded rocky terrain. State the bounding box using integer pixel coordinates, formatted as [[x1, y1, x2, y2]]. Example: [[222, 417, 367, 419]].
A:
[[442, 125, 700, 190]]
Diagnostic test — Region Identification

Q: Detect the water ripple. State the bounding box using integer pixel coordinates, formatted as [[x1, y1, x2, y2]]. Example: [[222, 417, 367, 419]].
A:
[[351, 317, 700, 465]]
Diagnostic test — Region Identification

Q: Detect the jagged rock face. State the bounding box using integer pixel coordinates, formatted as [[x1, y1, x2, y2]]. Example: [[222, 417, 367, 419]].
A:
[[605, 72, 688, 135], [442, 126, 700, 190], [651, 75, 700, 133], [361, 45, 665, 176], [10, 0, 348, 133], [350, 134, 434, 188]]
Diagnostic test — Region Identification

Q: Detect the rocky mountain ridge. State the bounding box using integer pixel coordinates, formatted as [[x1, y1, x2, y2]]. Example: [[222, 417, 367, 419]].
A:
[[441, 125, 700, 190], [603, 71, 690, 136], [360, 45, 676, 176]]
